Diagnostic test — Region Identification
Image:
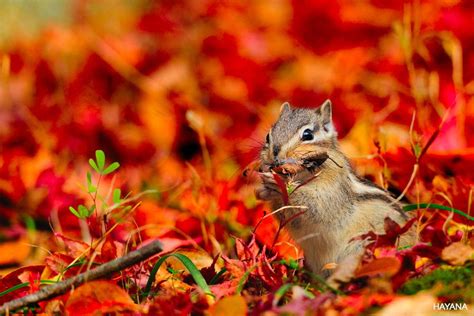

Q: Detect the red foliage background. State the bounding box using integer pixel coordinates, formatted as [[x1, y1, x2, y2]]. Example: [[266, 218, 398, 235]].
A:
[[0, 0, 473, 314]]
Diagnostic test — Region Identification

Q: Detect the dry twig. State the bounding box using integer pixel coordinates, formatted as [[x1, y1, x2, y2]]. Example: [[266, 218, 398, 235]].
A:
[[0, 241, 162, 314]]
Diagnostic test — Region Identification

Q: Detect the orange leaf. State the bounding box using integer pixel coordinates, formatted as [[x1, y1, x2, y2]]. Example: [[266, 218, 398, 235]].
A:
[[65, 280, 139, 316], [209, 295, 247, 316], [0, 237, 30, 266], [355, 257, 401, 278]]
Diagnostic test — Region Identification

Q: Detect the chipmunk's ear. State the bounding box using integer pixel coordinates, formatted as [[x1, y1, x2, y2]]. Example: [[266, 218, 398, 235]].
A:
[[319, 99, 334, 132], [280, 102, 291, 113]]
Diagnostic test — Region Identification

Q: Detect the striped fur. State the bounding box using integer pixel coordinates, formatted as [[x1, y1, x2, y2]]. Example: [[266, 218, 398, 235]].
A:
[[256, 100, 413, 276]]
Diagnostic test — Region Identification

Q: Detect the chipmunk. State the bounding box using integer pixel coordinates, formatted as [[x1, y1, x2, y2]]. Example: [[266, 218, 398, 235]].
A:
[[256, 100, 411, 276]]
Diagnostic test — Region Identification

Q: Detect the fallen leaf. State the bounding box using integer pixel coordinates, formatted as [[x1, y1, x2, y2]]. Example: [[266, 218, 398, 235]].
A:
[[355, 257, 401, 278], [0, 237, 30, 266], [161, 249, 214, 271], [376, 293, 436, 316], [0, 265, 44, 304], [54, 233, 89, 258], [210, 280, 239, 300], [209, 295, 247, 316], [441, 242, 474, 266], [327, 253, 362, 288], [65, 280, 139, 316]]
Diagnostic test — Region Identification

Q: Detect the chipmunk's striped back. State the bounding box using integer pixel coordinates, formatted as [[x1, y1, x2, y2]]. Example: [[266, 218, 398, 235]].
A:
[[256, 100, 412, 275]]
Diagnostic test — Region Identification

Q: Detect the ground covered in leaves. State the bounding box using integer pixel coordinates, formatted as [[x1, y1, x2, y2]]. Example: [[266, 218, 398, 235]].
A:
[[0, 1, 473, 315]]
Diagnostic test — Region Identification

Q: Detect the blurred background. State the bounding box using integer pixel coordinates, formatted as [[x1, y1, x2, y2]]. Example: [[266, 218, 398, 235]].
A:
[[0, 0, 473, 265]]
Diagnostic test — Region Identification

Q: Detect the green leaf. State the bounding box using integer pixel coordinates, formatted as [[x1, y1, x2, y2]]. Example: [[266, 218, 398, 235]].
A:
[[274, 283, 293, 304], [113, 188, 121, 204], [403, 203, 474, 221], [22, 215, 36, 233], [95, 150, 105, 171], [414, 145, 422, 158], [0, 280, 56, 298], [69, 206, 81, 218], [87, 172, 96, 193], [88, 205, 96, 216], [287, 184, 295, 195], [236, 265, 256, 295], [166, 267, 183, 275], [63, 260, 99, 274], [280, 258, 299, 270], [87, 184, 97, 193], [0, 283, 30, 298], [89, 159, 99, 173], [144, 253, 213, 298], [78, 205, 88, 218], [209, 267, 227, 285], [103, 162, 120, 175]]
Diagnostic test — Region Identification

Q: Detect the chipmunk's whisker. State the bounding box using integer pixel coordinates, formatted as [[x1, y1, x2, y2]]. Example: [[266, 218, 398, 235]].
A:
[[327, 155, 343, 168], [296, 232, 321, 243]]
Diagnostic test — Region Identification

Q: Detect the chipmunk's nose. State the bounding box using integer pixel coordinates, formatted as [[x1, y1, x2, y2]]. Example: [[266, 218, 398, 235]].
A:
[[272, 145, 280, 159], [273, 157, 281, 166]]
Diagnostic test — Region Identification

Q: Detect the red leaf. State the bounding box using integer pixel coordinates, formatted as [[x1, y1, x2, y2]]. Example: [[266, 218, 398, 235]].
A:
[[272, 173, 289, 205], [0, 265, 44, 304], [54, 233, 89, 258]]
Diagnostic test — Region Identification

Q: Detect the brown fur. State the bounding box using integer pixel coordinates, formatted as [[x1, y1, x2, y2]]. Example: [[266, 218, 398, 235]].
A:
[[256, 100, 413, 276]]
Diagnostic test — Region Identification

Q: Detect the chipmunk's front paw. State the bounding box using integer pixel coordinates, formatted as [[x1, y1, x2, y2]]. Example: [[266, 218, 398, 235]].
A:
[[255, 172, 282, 201], [255, 185, 281, 201]]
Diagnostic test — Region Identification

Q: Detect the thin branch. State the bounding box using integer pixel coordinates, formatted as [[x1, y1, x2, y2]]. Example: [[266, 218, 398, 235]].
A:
[[393, 163, 419, 203], [252, 205, 308, 234], [0, 241, 162, 314], [272, 210, 307, 248]]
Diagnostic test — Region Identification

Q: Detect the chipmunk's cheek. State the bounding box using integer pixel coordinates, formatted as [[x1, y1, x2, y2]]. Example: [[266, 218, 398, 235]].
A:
[[287, 144, 318, 160], [293, 169, 315, 182]]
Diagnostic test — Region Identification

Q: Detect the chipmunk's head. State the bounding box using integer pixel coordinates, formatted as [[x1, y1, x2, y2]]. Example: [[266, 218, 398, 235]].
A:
[[261, 100, 338, 172]]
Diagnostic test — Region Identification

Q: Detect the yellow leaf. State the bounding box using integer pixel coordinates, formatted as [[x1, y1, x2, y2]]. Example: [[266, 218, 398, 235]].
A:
[[441, 242, 474, 266], [432, 175, 450, 193], [162, 249, 215, 272], [210, 295, 247, 316], [376, 293, 436, 316]]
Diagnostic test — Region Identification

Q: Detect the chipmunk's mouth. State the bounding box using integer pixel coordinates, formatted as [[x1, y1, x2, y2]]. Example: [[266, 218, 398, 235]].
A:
[[267, 152, 342, 176]]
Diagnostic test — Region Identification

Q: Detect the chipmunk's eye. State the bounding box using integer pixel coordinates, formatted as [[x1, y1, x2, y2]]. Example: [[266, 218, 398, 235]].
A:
[[265, 133, 270, 143], [301, 129, 314, 141]]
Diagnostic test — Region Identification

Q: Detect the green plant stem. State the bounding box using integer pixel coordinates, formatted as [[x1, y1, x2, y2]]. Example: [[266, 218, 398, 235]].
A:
[[0, 280, 56, 298], [236, 265, 257, 295], [143, 253, 213, 298], [403, 203, 474, 221]]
